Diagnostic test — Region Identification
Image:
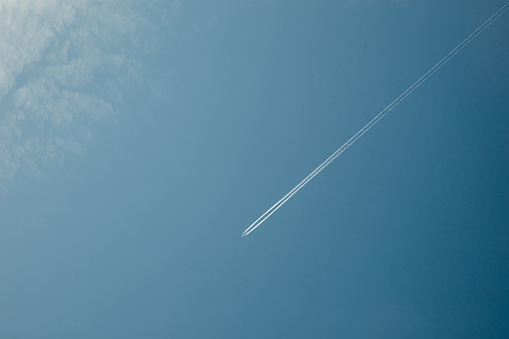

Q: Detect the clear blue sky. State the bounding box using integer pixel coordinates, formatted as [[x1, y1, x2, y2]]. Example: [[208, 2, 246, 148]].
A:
[[1, 1, 508, 338]]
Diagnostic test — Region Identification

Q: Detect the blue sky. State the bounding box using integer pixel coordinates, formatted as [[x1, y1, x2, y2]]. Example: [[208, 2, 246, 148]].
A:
[[1, 1, 508, 338]]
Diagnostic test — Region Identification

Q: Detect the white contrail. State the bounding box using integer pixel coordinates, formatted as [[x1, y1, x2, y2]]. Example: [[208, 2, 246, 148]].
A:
[[242, 2, 509, 237]]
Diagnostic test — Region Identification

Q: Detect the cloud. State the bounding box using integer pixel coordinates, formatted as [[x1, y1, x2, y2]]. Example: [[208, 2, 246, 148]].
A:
[[0, 0, 146, 191]]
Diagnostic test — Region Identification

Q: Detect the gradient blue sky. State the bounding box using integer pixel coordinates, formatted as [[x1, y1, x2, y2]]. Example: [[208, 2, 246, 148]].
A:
[[1, 1, 508, 338]]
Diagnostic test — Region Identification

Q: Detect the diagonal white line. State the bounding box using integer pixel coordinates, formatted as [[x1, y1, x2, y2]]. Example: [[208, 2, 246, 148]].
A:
[[242, 2, 509, 237]]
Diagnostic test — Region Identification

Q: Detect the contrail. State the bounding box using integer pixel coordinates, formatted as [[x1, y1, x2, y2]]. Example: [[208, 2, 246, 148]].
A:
[[242, 2, 509, 237]]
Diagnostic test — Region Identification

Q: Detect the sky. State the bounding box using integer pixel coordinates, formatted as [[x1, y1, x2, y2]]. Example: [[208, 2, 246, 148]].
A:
[[1, 0, 508, 338]]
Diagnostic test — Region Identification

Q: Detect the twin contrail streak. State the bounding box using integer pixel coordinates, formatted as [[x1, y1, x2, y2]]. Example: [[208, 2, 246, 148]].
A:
[[242, 2, 509, 237]]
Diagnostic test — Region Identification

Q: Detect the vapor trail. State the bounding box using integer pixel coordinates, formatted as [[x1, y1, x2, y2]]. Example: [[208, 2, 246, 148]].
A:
[[242, 2, 509, 237]]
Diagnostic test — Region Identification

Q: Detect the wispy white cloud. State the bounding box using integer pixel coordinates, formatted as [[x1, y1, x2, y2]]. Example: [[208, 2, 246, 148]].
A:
[[0, 0, 146, 191]]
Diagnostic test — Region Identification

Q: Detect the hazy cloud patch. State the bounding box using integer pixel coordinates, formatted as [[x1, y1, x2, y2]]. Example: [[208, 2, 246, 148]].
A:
[[0, 0, 147, 191]]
